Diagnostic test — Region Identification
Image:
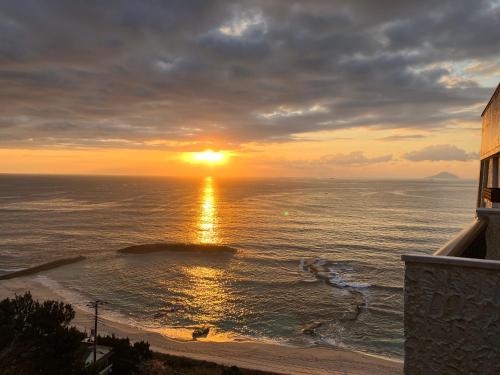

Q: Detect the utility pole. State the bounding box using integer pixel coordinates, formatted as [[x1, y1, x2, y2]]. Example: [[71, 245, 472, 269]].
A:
[[87, 300, 105, 365]]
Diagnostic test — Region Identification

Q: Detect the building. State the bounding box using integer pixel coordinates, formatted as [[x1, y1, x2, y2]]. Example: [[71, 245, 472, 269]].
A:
[[402, 82, 500, 374], [84, 344, 113, 374]]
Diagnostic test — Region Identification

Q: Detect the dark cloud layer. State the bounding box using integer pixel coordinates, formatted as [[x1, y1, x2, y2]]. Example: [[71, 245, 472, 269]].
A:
[[0, 0, 498, 149]]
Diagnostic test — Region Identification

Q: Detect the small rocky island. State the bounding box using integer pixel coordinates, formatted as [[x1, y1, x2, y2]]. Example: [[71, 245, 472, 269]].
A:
[[118, 243, 237, 254]]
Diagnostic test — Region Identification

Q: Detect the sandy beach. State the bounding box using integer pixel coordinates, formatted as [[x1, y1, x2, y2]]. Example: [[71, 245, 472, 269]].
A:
[[0, 276, 403, 375]]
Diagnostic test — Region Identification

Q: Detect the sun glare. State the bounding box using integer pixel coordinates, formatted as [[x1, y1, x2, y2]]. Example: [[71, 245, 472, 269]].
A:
[[183, 150, 228, 165]]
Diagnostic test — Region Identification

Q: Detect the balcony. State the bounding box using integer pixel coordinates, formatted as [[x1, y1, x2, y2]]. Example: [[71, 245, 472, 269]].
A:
[[483, 187, 500, 205], [402, 82, 500, 373], [401, 209, 500, 374]]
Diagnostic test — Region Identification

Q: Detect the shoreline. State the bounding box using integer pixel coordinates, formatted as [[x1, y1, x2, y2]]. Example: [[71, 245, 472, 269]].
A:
[[0, 276, 403, 375]]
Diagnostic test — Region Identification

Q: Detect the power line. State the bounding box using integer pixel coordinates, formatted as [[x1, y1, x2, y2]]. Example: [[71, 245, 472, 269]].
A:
[[86, 300, 107, 365]]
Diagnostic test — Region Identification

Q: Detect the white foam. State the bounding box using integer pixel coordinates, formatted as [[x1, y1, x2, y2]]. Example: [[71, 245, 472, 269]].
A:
[[0, 267, 25, 272], [344, 282, 371, 289], [327, 267, 371, 289], [298, 259, 305, 272], [35, 275, 90, 312], [320, 324, 347, 348], [34, 275, 146, 332]]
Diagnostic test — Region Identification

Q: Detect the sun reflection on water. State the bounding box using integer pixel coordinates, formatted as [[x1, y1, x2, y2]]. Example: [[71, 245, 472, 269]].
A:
[[154, 176, 239, 340], [153, 264, 235, 341], [198, 176, 219, 244], [183, 265, 229, 322]]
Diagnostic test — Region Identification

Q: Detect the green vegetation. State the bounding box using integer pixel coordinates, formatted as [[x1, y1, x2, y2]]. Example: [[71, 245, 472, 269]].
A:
[[0, 292, 150, 374], [0, 293, 277, 375], [138, 352, 278, 375], [0, 292, 86, 374], [96, 334, 151, 374]]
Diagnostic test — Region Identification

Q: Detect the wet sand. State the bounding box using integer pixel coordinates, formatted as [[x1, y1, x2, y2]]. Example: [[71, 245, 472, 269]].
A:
[[0, 277, 403, 375]]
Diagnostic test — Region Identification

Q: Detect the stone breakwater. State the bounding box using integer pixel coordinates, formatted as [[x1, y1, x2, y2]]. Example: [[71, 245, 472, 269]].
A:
[[117, 243, 237, 254], [0, 256, 86, 280]]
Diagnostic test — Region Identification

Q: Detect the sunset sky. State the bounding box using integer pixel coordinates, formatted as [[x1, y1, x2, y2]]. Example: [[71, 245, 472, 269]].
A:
[[1, 1, 499, 178]]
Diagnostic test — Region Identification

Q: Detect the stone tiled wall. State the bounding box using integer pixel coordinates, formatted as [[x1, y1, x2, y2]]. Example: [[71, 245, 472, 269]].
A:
[[404, 260, 500, 375], [485, 214, 500, 260]]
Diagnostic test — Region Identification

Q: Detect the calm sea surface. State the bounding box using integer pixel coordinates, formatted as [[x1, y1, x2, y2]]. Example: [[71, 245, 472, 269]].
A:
[[0, 175, 477, 358]]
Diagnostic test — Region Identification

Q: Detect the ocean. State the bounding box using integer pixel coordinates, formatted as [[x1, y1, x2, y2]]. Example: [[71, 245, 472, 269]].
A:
[[0, 174, 477, 358]]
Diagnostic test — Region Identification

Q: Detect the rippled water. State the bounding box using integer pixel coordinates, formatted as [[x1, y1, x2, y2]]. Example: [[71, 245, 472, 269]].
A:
[[0, 175, 477, 358]]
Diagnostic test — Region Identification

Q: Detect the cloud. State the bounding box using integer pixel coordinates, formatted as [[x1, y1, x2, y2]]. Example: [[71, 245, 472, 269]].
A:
[[403, 144, 479, 161], [0, 1, 497, 149], [258, 104, 328, 119], [378, 134, 427, 141], [252, 150, 394, 175], [321, 151, 393, 165]]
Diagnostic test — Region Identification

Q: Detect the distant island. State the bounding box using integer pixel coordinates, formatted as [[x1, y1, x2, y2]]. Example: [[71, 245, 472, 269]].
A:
[[118, 243, 237, 254], [425, 171, 459, 180]]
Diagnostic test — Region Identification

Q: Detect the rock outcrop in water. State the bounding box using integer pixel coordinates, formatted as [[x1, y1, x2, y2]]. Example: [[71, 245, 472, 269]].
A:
[[118, 243, 237, 254], [0, 256, 86, 280], [302, 321, 324, 335], [301, 259, 367, 323], [192, 326, 210, 340]]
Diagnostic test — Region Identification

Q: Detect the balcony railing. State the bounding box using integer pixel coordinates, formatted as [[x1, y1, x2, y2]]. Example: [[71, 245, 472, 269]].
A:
[[483, 187, 500, 202], [433, 216, 487, 258], [401, 211, 500, 374]]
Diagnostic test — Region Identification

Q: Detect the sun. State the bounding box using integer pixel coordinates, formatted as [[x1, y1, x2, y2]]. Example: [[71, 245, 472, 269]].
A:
[[183, 150, 228, 165]]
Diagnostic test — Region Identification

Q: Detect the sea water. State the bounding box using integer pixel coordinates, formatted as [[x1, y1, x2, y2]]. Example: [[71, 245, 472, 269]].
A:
[[0, 175, 477, 358]]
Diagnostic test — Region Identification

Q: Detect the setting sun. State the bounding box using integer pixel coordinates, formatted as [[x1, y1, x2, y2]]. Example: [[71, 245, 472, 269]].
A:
[[2, 2, 499, 373], [183, 150, 228, 165]]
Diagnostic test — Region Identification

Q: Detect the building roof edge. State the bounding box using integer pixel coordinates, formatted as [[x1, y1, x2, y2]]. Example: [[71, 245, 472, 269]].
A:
[[481, 82, 500, 117]]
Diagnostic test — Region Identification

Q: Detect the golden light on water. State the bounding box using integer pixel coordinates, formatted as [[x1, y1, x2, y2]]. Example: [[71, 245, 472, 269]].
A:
[[184, 265, 228, 320], [155, 263, 236, 342], [198, 176, 219, 244], [183, 150, 228, 165]]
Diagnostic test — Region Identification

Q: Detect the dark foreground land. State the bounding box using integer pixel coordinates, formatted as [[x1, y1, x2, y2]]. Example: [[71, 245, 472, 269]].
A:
[[118, 243, 237, 254], [0, 292, 276, 375], [139, 352, 278, 375]]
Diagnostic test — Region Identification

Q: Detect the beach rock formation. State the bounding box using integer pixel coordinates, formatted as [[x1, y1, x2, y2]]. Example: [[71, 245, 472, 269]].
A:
[[301, 259, 368, 322], [302, 321, 324, 335], [192, 326, 210, 340]]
